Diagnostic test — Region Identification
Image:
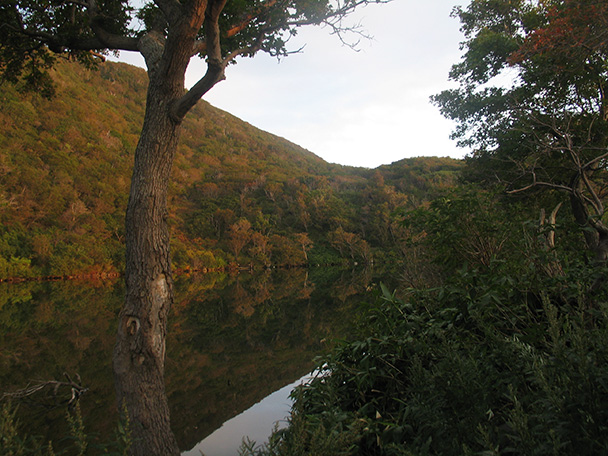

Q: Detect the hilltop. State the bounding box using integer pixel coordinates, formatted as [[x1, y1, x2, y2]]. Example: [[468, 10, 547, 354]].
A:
[[0, 60, 461, 279]]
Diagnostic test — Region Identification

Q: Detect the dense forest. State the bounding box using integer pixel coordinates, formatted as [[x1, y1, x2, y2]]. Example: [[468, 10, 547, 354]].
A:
[[5, 0, 608, 454], [0, 60, 460, 280]]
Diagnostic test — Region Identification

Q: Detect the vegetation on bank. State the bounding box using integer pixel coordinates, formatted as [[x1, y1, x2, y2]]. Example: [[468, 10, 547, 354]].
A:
[[240, 0, 608, 453], [1, 402, 132, 456], [5, 188, 608, 455], [242, 187, 608, 455]]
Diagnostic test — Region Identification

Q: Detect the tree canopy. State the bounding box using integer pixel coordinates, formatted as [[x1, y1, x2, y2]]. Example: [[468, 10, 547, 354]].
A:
[[432, 0, 608, 262], [0, 0, 386, 100]]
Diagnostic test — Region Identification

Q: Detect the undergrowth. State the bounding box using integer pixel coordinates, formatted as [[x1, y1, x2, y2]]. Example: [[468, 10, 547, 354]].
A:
[[0, 401, 132, 456], [241, 260, 608, 455]]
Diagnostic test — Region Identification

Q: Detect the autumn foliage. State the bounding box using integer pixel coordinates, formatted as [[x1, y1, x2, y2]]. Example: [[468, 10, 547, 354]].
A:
[[0, 60, 462, 280], [510, 0, 608, 64]]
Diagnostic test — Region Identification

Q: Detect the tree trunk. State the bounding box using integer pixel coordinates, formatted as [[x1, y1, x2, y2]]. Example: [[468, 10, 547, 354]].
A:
[[570, 192, 600, 253], [112, 80, 182, 456], [568, 190, 608, 295], [569, 192, 608, 263], [595, 232, 608, 263]]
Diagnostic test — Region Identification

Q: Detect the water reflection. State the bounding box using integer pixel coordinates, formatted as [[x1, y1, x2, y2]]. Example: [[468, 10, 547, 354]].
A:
[[183, 373, 313, 456], [0, 266, 386, 451]]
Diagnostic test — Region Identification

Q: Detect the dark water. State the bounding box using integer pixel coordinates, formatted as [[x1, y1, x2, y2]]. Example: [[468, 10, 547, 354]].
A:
[[0, 266, 388, 452]]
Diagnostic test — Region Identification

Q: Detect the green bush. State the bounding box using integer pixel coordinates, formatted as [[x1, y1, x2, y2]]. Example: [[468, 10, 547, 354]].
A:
[[244, 186, 608, 455], [247, 262, 608, 455], [0, 401, 132, 456], [0, 256, 35, 279]]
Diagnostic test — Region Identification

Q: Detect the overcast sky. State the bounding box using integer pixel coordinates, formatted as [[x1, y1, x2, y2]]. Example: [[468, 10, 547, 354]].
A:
[[115, 0, 471, 169]]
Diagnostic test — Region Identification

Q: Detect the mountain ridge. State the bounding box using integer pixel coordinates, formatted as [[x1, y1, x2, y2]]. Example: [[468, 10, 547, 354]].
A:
[[0, 59, 462, 279]]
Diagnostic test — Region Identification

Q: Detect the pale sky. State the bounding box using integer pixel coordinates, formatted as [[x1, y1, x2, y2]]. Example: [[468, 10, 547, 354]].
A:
[[114, 0, 471, 169]]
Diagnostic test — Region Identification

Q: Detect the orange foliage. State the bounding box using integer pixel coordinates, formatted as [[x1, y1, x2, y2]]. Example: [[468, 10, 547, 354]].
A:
[[510, 0, 608, 65]]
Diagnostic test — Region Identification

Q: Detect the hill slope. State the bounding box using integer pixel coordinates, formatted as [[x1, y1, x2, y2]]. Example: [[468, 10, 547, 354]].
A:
[[0, 60, 462, 279]]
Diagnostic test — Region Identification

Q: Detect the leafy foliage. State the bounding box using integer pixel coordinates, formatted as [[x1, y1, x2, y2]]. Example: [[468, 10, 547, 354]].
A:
[[246, 188, 608, 455], [0, 0, 390, 102], [432, 0, 608, 261], [0, 400, 133, 456], [0, 0, 129, 96], [0, 60, 461, 279]]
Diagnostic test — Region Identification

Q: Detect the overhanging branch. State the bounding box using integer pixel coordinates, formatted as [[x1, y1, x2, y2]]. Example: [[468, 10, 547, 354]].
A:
[[2, 373, 88, 409], [507, 179, 574, 194], [170, 62, 225, 120], [191, 0, 280, 57]]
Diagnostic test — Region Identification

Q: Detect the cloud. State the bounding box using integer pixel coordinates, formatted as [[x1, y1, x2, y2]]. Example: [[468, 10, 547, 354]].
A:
[[117, 0, 471, 168]]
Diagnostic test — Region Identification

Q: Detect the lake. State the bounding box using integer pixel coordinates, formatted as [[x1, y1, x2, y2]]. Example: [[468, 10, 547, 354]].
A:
[[0, 266, 388, 453]]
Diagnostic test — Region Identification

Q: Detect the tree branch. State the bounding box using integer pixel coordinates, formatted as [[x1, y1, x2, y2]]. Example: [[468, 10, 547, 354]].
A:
[[153, 0, 183, 25], [175, 0, 391, 120], [2, 373, 88, 409], [507, 170, 575, 194], [583, 150, 608, 170], [580, 167, 605, 217], [81, 29, 140, 52], [190, 0, 279, 57], [85, 0, 140, 52], [204, 0, 227, 63], [171, 63, 225, 121], [170, 0, 227, 120]]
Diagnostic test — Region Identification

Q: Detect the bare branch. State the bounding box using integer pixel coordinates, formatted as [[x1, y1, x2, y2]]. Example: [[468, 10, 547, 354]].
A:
[[546, 201, 562, 248], [193, 0, 281, 57], [205, 0, 228, 63], [580, 168, 605, 216], [2, 373, 88, 409], [171, 63, 224, 120], [507, 170, 574, 194], [583, 150, 608, 170], [191, 0, 389, 56], [170, 0, 228, 120], [318, 0, 391, 47]]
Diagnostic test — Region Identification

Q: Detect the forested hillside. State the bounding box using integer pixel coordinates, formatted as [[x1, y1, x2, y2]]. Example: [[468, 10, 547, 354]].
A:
[[0, 60, 461, 280], [238, 1, 608, 454]]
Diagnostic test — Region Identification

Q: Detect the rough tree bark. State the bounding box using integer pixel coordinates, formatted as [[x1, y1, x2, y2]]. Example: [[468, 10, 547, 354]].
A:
[[112, 84, 183, 455], [111, 5, 223, 452]]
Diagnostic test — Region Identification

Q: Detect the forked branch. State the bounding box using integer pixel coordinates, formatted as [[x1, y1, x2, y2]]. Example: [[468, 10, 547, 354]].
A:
[[2, 373, 88, 409]]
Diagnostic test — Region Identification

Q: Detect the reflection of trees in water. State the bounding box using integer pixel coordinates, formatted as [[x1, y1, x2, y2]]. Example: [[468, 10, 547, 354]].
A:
[[328, 267, 374, 303], [0, 267, 381, 451], [0, 279, 122, 450], [170, 267, 381, 448]]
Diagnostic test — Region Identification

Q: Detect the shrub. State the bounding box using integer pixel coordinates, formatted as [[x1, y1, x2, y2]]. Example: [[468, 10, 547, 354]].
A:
[[246, 257, 608, 455]]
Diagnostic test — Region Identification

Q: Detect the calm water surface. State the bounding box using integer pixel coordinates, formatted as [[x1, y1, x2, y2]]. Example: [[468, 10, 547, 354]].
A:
[[184, 373, 314, 456], [0, 266, 387, 452]]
